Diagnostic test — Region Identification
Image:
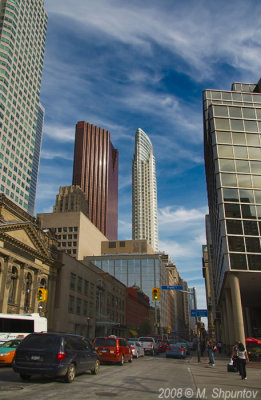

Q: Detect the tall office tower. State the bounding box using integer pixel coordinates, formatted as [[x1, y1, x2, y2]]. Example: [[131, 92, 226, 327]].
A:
[[132, 128, 159, 252], [203, 79, 261, 346], [0, 0, 47, 214], [72, 121, 119, 240], [28, 103, 44, 215]]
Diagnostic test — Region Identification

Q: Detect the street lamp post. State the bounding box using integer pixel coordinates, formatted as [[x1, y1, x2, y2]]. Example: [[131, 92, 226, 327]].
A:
[[87, 317, 90, 338]]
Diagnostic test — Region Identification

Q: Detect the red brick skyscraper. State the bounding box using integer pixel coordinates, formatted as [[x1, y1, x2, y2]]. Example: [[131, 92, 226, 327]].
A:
[[72, 121, 118, 240]]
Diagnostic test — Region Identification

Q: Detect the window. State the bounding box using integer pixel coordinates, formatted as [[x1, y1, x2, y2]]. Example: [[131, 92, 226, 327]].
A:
[[70, 273, 76, 290], [230, 254, 247, 270], [77, 277, 82, 293], [228, 236, 245, 252], [109, 242, 116, 248], [68, 295, 74, 313], [120, 241, 125, 247]]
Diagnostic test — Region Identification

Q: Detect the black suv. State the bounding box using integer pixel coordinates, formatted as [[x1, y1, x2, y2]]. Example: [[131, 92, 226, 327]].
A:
[[12, 332, 100, 383]]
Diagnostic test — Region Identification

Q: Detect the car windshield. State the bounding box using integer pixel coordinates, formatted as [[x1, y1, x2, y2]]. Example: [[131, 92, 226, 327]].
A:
[[94, 338, 116, 347], [139, 338, 153, 342]]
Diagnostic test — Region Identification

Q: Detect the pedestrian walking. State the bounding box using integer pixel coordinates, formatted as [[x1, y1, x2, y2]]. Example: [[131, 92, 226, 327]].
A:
[[237, 342, 249, 380], [207, 340, 215, 367], [231, 341, 240, 372], [217, 341, 222, 353]]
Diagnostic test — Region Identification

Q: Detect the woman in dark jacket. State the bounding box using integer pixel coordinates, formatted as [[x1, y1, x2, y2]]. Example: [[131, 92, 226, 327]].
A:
[[237, 342, 249, 380]]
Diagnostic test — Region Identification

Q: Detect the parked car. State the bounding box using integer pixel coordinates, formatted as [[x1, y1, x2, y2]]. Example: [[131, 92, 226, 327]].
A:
[[93, 336, 132, 365], [128, 340, 145, 358], [12, 332, 100, 383], [165, 344, 187, 359], [0, 338, 24, 366], [138, 337, 158, 355]]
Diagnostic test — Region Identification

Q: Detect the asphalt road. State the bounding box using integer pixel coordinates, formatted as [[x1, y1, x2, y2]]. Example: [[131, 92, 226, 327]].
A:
[[0, 353, 260, 400]]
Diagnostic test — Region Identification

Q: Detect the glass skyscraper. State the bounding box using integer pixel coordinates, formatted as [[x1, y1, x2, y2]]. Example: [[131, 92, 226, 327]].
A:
[[132, 128, 159, 252], [0, 0, 47, 214], [203, 79, 261, 345]]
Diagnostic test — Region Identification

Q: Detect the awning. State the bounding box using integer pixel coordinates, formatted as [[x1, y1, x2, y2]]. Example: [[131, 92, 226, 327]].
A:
[[128, 329, 138, 337]]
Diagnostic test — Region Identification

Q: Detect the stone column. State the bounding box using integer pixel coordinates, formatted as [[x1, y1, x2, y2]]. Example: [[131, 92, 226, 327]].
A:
[[221, 299, 229, 354], [230, 272, 245, 344], [225, 288, 234, 347]]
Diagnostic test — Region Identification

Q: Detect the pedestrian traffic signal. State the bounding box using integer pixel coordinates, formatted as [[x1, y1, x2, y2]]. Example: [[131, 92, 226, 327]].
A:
[[152, 287, 160, 301], [37, 288, 48, 302]]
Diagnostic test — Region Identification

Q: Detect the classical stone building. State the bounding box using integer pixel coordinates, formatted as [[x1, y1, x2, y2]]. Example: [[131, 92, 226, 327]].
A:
[[0, 194, 59, 325]]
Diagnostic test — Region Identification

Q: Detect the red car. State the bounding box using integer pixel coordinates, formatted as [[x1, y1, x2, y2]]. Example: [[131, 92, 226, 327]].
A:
[[93, 336, 132, 365]]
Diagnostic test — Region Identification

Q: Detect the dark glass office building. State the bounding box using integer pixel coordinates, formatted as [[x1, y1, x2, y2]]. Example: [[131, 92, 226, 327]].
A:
[[72, 121, 118, 240], [203, 79, 261, 347]]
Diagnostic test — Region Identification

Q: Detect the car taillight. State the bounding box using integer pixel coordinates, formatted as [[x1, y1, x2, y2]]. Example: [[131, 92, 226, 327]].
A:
[[166, 347, 171, 351], [178, 348, 184, 352], [57, 351, 66, 361], [150, 343, 153, 347], [131, 346, 135, 350]]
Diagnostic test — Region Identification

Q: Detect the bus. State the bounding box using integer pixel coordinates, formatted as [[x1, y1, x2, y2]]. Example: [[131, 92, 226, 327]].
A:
[[0, 313, 47, 343]]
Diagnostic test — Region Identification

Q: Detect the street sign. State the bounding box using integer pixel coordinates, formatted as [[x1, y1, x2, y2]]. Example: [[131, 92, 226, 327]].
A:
[[190, 309, 208, 317], [161, 285, 184, 290]]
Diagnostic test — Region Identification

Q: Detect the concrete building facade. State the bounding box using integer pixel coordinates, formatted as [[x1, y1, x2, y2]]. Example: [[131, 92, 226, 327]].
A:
[[72, 121, 118, 240], [51, 252, 126, 338], [132, 128, 159, 252], [37, 185, 108, 259], [0, 0, 48, 214], [203, 79, 261, 349]]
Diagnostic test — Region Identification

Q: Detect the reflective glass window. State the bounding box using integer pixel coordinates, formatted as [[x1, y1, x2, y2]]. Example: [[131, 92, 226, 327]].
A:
[[218, 145, 233, 157], [221, 173, 237, 186], [248, 255, 261, 270], [241, 204, 256, 219], [242, 108, 256, 119], [220, 159, 235, 172], [239, 189, 254, 203], [252, 175, 261, 189], [228, 236, 245, 252], [235, 160, 250, 173], [213, 105, 229, 117], [212, 91, 222, 100], [215, 118, 230, 130], [255, 190, 261, 204], [231, 120, 244, 131], [230, 254, 247, 269], [242, 94, 253, 103], [222, 92, 232, 100], [248, 147, 261, 159], [246, 134, 259, 145], [232, 132, 246, 145], [232, 93, 242, 101], [245, 237, 261, 253], [223, 188, 239, 202], [226, 220, 243, 234], [229, 107, 242, 118], [245, 120, 258, 132], [234, 146, 248, 158], [250, 161, 261, 173], [256, 109, 261, 119], [243, 220, 259, 236], [216, 131, 232, 144], [237, 174, 252, 188], [225, 203, 241, 218]]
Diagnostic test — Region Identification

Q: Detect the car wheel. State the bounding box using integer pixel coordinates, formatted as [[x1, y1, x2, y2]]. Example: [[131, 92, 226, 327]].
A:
[[64, 363, 76, 383], [20, 374, 31, 380], [128, 354, 133, 363], [91, 359, 100, 375], [119, 355, 124, 366]]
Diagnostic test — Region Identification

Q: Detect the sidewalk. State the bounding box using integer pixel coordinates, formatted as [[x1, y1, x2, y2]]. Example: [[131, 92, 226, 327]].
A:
[[190, 352, 261, 368]]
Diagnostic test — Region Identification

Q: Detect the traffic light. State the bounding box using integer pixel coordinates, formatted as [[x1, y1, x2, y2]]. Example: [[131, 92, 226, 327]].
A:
[[37, 288, 48, 302], [152, 287, 160, 301]]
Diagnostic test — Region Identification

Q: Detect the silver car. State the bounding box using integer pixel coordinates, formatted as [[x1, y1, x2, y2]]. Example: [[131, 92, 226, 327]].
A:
[[165, 343, 187, 359], [128, 341, 145, 358]]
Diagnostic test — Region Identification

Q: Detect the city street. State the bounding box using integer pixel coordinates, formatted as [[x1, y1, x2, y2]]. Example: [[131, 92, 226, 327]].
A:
[[0, 353, 260, 400]]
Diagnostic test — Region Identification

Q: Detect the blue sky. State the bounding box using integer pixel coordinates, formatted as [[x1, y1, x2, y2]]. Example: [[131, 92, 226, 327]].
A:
[[37, 0, 261, 309]]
